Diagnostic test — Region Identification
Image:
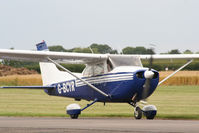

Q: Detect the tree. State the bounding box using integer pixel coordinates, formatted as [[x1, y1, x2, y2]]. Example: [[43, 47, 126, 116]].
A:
[[48, 43, 118, 54], [134, 47, 147, 54], [183, 49, 193, 54], [122, 47, 135, 54], [48, 45, 67, 52], [72, 47, 92, 53], [110, 50, 118, 54], [146, 48, 155, 55], [168, 49, 181, 54], [122, 46, 155, 54], [90, 43, 116, 54]]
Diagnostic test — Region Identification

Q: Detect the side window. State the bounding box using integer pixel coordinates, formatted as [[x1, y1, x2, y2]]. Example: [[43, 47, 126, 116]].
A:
[[83, 65, 93, 77], [83, 62, 105, 77], [93, 63, 104, 75]]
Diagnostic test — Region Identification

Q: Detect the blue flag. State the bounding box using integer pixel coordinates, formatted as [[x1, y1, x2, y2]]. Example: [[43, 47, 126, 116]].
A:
[[36, 41, 48, 51]]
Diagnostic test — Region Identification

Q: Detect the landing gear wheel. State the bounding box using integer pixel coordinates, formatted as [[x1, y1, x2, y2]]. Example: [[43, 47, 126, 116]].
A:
[[144, 111, 156, 120], [66, 104, 81, 119], [142, 105, 157, 120], [146, 114, 155, 120], [134, 106, 142, 119], [70, 114, 79, 119]]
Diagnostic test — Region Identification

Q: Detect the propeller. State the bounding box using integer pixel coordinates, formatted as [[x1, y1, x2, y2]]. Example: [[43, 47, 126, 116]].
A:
[[148, 54, 153, 70], [141, 49, 155, 100], [142, 70, 154, 99]]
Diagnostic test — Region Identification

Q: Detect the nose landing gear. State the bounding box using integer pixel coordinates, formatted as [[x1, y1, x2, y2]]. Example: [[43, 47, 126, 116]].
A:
[[129, 102, 157, 120], [142, 105, 157, 119]]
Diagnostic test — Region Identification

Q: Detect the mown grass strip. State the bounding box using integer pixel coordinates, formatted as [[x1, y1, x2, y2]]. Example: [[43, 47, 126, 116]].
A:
[[0, 86, 199, 119]]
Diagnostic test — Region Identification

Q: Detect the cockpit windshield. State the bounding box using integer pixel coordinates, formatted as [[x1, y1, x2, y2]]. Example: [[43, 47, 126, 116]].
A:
[[82, 55, 142, 77]]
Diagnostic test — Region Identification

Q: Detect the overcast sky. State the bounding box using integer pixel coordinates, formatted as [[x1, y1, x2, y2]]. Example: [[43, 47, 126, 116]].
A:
[[0, 0, 198, 53]]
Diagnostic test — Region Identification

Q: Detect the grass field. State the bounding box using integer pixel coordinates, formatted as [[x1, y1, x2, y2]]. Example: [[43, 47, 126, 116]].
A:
[[0, 86, 199, 119]]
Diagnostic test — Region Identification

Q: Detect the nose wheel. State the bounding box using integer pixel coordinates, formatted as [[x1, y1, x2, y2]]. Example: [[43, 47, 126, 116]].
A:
[[129, 102, 157, 120]]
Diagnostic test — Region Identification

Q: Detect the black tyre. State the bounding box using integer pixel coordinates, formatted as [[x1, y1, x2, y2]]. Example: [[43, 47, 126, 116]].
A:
[[145, 111, 156, 120], [70, 114, 79, 119], [134, 106, 142, 119], [146, 115, 155, 120]]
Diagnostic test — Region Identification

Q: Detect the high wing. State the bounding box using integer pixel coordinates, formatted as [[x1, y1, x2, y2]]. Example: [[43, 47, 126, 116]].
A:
[[0, 49, 108, 64], [1, 49, 199, 64]]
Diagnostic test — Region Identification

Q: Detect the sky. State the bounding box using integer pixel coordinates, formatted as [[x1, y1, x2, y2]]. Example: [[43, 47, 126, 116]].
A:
[[0, 0, 199, 53]]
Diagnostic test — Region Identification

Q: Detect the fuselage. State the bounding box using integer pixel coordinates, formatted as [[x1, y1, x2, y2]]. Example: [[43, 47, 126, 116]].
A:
[[44, 66, 159, 103]]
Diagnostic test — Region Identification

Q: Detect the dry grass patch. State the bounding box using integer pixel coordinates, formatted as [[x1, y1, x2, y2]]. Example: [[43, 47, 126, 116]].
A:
[[0, 74, 42, 86], [159, 71, 199, 85], [160, 71, 199, 77], [1, 71, 199, 86]]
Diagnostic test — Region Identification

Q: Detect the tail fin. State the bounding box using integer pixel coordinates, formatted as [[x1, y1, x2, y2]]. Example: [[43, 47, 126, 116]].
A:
[[36, 41, 74, 86]]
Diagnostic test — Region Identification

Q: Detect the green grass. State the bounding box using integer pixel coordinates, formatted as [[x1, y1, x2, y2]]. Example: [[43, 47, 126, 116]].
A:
[[148, 86, 199, 119], [0, 86, 199, 119]]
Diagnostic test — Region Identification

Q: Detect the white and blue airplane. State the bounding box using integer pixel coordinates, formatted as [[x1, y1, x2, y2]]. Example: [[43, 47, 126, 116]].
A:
[[0, 41, 199, 119]]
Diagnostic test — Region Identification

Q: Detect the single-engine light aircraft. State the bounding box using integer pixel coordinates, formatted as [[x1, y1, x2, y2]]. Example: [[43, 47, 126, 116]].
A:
[[0, 41, 199, 119]]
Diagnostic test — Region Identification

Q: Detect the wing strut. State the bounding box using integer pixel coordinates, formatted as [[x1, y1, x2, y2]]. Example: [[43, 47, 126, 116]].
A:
[[47, 57, 109, 97], [158, 59, 193, 85]]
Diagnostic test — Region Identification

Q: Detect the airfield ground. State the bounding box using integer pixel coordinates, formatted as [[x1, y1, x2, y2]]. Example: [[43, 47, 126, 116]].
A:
[[0, 72, 199, 119], [0, 85, 199, 119]]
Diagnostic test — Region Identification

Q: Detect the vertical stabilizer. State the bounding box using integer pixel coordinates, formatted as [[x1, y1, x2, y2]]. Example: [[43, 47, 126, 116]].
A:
[[36, 41, 75, 86]]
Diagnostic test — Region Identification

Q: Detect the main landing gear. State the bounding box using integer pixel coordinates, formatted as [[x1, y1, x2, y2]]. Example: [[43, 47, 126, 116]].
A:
[[66, 99, 98, 119], [129, 102, 157, 120], [134, 106, 142, 119]]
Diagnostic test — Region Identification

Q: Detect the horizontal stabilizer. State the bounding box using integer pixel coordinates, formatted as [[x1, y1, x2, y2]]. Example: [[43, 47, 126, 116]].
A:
[[0, 86, 55, 89]]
